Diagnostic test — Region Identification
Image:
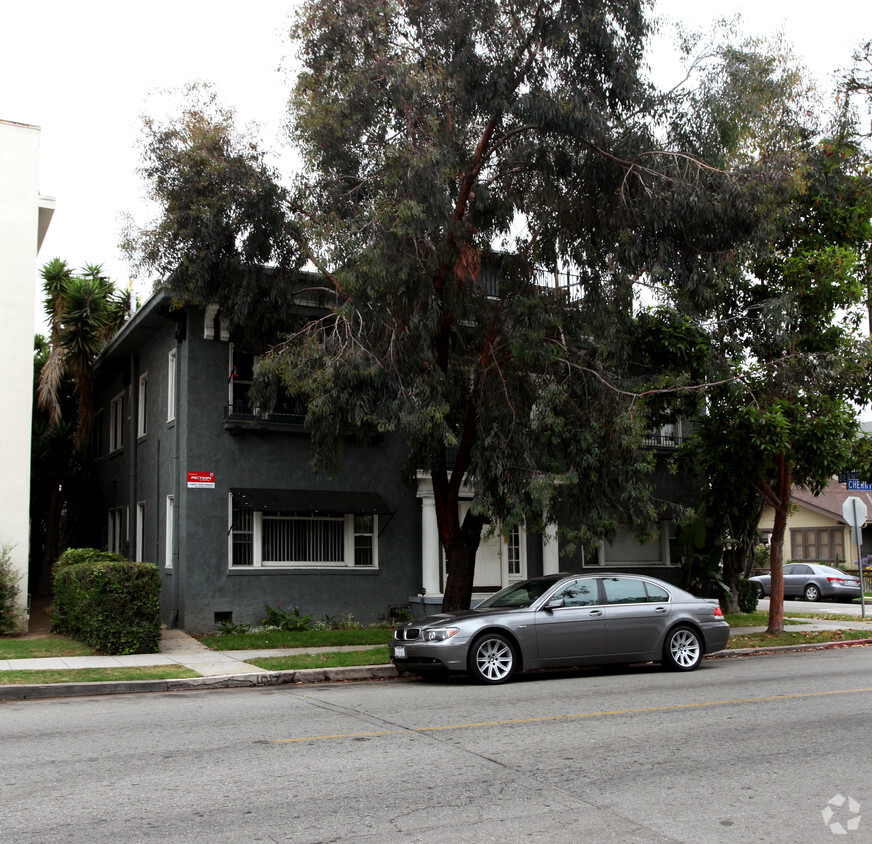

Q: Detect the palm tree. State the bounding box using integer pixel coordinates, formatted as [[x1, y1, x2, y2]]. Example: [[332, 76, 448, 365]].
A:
[[31, 260, 132, 589], [37, 260, 131, 448]]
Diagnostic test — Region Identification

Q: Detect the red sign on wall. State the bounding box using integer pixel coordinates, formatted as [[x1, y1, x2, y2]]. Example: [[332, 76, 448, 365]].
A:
[[187, 471, 215, 489]]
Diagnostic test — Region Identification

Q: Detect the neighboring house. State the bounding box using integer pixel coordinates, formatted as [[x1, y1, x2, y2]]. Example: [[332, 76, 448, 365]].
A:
[[0, 119, 54, 630], [91, 286, 702, 633], [758, 478, 867, 569]]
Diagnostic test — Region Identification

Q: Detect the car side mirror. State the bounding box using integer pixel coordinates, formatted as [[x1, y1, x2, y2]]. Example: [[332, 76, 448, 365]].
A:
[[543, 598, 565, 610]]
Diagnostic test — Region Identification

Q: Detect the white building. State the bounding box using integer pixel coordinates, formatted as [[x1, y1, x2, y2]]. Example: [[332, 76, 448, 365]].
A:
[[0, 119, 54, 630]]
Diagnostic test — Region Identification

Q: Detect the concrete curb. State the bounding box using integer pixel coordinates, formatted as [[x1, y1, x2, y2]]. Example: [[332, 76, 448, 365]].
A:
[[3, 639, 871, 701]]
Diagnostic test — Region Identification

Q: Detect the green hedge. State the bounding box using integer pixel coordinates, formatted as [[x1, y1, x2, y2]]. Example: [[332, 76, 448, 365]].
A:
[[738, 579, 760, 614], [53, 553, 161, 655], [55, 547, 128, 569]]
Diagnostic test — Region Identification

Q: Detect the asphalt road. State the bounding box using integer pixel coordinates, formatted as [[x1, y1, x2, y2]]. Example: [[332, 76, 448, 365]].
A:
[[3, 647, 871, 843]]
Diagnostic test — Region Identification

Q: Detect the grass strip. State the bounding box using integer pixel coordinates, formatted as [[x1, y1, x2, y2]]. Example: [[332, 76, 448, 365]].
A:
[[248, 647, 391, 671], [726, 629, 871, 649], [0, 666, 201, 685], [0, 637, 95, 660], [200, 628, 394, 651]]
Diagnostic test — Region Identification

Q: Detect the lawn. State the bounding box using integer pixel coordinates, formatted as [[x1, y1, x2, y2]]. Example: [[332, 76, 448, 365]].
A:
[[0, 637, 95, 660], [0, 666, 201, 685], [199, 627, 394, 651], [248, 647, 391, 671], [726, 629, 871, 649]]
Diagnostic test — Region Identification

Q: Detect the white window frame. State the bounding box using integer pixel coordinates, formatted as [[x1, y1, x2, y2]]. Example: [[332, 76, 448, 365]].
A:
[[228, 495, 378, 569], [135, 501, 146, 562], [167, 348, 176, 422], [165, 494, 174, 569], [109, 392, 124, 452], [137, 373, 148, 437], [108, 508, 123, 554]]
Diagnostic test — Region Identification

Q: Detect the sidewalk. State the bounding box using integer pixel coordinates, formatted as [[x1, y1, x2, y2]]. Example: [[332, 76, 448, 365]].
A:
[[3, 617, 872, 701], [0, 628, 395, 701]]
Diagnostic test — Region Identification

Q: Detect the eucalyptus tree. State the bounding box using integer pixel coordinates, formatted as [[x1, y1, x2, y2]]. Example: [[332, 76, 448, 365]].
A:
[[266, 0, 779, 611], [127, 4, 815, 612]]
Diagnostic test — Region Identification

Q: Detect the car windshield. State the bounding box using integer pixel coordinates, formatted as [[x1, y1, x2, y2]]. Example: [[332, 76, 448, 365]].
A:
[[475, 578, 560, 609]]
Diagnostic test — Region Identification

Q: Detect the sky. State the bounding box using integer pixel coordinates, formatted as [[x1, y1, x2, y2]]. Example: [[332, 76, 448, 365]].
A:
[[2, 0, 869, 331]]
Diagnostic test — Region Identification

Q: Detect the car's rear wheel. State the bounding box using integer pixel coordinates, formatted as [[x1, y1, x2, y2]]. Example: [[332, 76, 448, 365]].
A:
[[663, 625, 703, 671], [804, 583, 821, 602], [468, 632, 517, 684]]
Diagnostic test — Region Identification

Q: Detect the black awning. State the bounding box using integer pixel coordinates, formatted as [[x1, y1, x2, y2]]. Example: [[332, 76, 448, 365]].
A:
[[229, 488, 391, 515]]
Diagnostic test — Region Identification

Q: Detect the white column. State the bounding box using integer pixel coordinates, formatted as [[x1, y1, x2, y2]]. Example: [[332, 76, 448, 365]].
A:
[[419, 487, 442, 597], [542, 523, 560, 574], [660, 520, 671, 565]]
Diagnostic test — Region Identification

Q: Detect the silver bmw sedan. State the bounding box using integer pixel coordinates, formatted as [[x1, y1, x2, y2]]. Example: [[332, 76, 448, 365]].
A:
[[391, 572, 730, 684]]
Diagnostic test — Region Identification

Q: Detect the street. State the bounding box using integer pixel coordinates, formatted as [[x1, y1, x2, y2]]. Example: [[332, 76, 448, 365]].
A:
[[2, 646, 871, 843]]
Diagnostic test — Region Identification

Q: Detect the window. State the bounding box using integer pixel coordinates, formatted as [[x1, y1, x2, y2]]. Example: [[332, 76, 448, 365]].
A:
[[644, 582, 670, 602], [167, 349, 176, 422], [109, 392, 124, 452], [602, 577, 649, 605], [165, 495, 174, 568], [506, 526, 522, 576], [92, 409, 105, 458], [229, 496, 377, 569], [229, 344, 258, 415], [790, 528, 845, 563], [552, 577, 600, 607], [137, 373, 148, 437], [108, 508, 123, 554], [135, 502, 146, 562]]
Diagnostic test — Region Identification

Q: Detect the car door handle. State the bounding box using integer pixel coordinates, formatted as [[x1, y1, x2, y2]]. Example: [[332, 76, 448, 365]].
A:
[[653, 607, 668, 614], [589, 609, 603, 616]]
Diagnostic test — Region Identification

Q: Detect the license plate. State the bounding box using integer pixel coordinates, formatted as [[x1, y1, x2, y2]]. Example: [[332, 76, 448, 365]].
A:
[[394, 646, 406, 659]]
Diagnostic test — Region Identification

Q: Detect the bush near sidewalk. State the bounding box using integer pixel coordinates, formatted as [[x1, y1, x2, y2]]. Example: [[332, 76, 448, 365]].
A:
[[53, 549, 161, 655], [0, 543, 24, 635]]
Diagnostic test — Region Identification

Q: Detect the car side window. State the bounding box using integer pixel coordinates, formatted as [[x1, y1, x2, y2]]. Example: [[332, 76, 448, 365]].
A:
[[644, 582, 670, 603], [551, 577, 599, 607], [792, 564, 812, 575], [783, 564, 798, 575], [602, 577, 648, 605]]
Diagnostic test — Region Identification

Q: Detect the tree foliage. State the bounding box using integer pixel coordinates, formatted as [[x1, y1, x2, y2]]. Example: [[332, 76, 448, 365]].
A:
[[122, 84, 302, 341], [31, 260, 131, 593]]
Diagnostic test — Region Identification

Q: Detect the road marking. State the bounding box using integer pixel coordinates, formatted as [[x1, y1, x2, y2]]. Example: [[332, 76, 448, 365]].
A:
[[270, 687, 872, 743]]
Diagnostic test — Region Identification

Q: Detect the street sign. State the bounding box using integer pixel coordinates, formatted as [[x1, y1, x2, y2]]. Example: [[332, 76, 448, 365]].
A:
[[842, 496, 868, 527], [847, 480, 872, 491], [842, 496, 868, 620]]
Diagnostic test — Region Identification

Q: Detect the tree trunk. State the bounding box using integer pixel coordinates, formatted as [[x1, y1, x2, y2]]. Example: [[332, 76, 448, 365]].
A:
[[766, 455, 792, 634], [441, 534, 482, 612]]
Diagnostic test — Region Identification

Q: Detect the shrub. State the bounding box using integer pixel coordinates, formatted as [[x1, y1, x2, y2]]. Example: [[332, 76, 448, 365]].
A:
[[55, 547, 127, 569], [262, 602, 312, 631], [53, 553, 161, 654], [738, 579, 760, 614], [0, 543, 24, 635], [754, 544, 770, 571]]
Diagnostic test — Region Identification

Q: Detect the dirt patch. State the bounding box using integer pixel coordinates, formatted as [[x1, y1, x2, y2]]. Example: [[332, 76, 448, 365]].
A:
[[18, 594, 53, 639]]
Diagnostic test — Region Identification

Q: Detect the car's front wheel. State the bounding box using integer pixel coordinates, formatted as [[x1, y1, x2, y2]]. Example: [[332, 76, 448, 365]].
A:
[[468, 632, 517, 684], [756, 582, 766, 599], [804, 583, 821, 602], [663, 625, 703, 671]]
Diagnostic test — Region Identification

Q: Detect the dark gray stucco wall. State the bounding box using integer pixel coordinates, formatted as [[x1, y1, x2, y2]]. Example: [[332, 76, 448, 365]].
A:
[[173, 312, 421, 632]]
